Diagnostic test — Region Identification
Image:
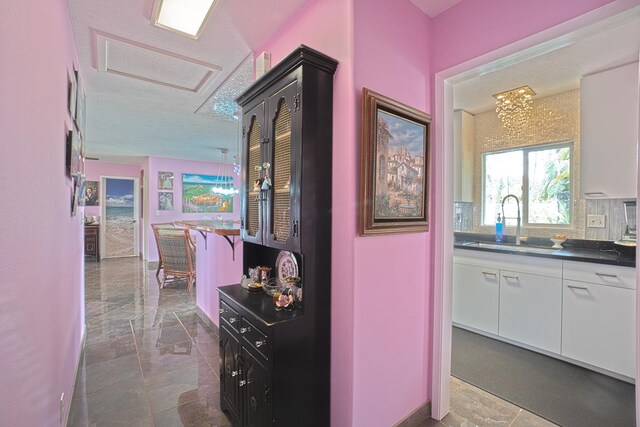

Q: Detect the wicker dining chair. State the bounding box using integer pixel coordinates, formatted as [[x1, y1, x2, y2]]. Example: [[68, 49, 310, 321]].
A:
[[151, 222, 179, 277], [155, 228, 197, 292]]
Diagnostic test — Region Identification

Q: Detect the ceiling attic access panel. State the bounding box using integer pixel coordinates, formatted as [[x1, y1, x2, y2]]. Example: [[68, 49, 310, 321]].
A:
[[266, 80, 301, 252], [241, 102, 265, 245]]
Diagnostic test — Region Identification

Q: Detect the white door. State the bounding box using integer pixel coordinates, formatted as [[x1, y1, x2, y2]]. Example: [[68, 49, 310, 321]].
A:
[[101, 176, 139, 258]]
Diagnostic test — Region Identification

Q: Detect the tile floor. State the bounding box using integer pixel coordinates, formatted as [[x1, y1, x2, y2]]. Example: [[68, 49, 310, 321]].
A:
[[70, 257, 556, 427]]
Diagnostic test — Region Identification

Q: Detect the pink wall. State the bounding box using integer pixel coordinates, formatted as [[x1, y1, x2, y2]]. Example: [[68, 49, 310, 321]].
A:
[[0, 0, 84, 425], [431, 0, 616, 73], [351, 1, 432, 425]]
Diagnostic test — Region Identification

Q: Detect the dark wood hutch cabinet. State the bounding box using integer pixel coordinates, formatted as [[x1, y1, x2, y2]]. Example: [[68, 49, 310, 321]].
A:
[[218, 45, 337, 427]]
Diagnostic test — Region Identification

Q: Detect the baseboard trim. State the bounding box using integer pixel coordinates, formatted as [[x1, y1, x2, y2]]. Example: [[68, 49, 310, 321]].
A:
[[64, 329, 86, 427], [195, 305, 219, 334], [393, 400, 432, 427]]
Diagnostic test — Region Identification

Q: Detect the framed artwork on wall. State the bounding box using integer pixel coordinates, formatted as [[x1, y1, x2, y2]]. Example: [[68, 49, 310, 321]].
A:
[[68, 67, 77, 120], [158, 171, 174, 190], [182, 173, 233, 213], [359, 88, 431, 235], [83, 181, 100, 206], [158, 192, 174, 211]]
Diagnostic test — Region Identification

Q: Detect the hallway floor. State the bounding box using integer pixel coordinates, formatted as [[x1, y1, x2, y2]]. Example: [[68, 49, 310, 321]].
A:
[[69, 257, 231, 426], [70, 257, 555, 427]]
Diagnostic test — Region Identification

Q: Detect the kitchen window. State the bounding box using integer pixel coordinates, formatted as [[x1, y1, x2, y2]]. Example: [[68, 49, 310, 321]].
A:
[[482, 142, 572, 226]]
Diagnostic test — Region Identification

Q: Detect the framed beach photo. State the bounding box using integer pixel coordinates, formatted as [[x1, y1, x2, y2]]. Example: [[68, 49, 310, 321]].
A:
[[158, 171, 174, 190], [359, 88, 431, 235]]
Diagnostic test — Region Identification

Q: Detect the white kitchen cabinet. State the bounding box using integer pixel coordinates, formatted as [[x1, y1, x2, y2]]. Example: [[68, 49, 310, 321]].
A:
[[580, 61, 639, 198], [562, 279, 636, 378], [453, 110, 474, 202], [499, 270, 562, 353], [452, 262, 499, 334]]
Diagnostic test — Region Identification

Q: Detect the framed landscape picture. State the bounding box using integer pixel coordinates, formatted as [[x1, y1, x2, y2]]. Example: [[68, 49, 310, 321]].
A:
[[182, 173, 233, 213], [359, 88, 431, 235]]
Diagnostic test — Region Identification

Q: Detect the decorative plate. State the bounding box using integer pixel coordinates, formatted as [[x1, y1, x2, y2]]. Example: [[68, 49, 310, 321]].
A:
[[276, 250, 298, 284]]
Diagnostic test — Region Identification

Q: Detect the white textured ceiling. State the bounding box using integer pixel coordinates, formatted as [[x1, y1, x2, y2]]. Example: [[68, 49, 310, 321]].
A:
[[409, 0, 462, 17], [67, 0, 307, 164], [454, 9, 640, 114]]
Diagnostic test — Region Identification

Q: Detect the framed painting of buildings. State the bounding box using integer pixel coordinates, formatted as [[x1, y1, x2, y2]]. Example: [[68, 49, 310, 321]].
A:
[[359, 88, 430, 235]]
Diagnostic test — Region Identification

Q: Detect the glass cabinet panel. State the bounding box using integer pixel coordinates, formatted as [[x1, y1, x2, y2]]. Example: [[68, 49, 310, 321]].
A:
[[246, 116, 261, 238], [271, 98, 292, 242]]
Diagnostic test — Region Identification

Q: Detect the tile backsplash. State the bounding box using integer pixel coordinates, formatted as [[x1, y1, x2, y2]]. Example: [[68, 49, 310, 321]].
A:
[[585, 199, 632, 241]]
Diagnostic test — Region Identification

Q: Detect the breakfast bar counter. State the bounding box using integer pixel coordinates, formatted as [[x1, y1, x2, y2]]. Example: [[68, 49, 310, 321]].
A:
[[175, 219, 240, 259]]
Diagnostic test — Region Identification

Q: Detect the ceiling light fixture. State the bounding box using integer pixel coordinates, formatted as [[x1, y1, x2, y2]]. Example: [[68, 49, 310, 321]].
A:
[[493, 85, 536, 138], [212, 148, 239, 197], [152, 0, 217, 39]]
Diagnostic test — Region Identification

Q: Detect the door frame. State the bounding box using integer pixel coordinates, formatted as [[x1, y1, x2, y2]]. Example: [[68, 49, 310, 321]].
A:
[[100, 175, 140, 259], [430, 0, 640, 420]]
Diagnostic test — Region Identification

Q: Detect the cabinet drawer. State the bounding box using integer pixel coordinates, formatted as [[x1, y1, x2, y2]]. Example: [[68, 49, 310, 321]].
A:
[[240, 318, 270, 360], [220, 301, 241, 332], [562, 280, 636, 377], [563, 261, 635, 290]]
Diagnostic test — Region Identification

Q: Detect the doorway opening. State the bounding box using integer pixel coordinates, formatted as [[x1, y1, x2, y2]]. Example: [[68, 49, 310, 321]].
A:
[[100, 176, 140, 258], [432, 2, 640, 419]]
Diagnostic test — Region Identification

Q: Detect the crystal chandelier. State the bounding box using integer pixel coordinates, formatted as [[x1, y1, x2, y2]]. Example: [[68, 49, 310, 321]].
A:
[[211, 148, 239, 196], [493, 86, 536, 138]]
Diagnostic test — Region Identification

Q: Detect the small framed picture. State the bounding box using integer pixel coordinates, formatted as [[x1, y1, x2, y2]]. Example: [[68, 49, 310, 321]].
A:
[[68, 67, 77, 120], [159, 192, 174, 211], [158, 171, 174, 190]]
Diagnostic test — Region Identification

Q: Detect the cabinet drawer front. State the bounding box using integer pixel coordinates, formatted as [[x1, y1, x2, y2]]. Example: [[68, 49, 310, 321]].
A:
[[499, 271, 562, 353], [452, 263, 499, 334], [562, 280, 636, 377], [240, 318, 270, 360], [220, 301, 241, 332], [563, 261, 635, 289]]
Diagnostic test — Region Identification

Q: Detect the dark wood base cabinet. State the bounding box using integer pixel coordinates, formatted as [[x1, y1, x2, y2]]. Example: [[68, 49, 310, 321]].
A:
[[218, 45, 337, 427], [84, 224, 100, 261]]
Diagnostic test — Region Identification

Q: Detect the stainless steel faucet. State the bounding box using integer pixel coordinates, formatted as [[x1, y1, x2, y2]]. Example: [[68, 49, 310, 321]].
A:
[[501, 194, 521, 245]]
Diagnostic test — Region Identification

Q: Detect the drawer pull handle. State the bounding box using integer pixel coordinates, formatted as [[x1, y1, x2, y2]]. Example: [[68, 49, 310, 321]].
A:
[[503, 274, 519, 280], [240, 327, 250, 334], [231, 370, 239, 377], [255, 340, 267, 348], [239, 380, 247, 387], [595, 272, 618, 278], [481, 271, 497, 276], [585, 191, 606, 196], [568, 285, 589, 291], [229, 317, 238, 324]]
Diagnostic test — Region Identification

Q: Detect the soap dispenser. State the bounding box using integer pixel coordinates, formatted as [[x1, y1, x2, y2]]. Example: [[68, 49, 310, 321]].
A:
[[496, 213, 504, 243]]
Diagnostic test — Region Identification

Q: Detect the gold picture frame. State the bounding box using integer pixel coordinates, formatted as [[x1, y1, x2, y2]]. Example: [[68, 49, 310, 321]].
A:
[[359, 88, 431, 235]]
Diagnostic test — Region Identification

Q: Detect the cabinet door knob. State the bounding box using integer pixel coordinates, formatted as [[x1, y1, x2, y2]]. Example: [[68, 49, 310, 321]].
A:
[[231, 370, 240, 377], [239, 380, 247, 387], [229, 317, 238, 324], [240, 327, 250, 334], [255, 339, 267, 348], [219, 309, 225, 314]]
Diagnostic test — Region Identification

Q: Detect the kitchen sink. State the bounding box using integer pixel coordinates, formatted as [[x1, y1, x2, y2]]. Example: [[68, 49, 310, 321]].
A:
[[460, 241, 560, 254]]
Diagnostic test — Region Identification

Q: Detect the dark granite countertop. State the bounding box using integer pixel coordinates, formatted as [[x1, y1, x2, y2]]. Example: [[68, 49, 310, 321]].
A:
[[454, 232, 636, 268]]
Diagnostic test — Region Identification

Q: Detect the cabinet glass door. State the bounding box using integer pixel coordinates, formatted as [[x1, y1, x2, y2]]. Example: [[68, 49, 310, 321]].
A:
[[266, 81, 300, 251], [242, 103, 265, 244]]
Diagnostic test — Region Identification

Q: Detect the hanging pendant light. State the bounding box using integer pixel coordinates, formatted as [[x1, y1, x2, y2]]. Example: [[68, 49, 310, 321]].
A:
[[211, 148, 239, 197]]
